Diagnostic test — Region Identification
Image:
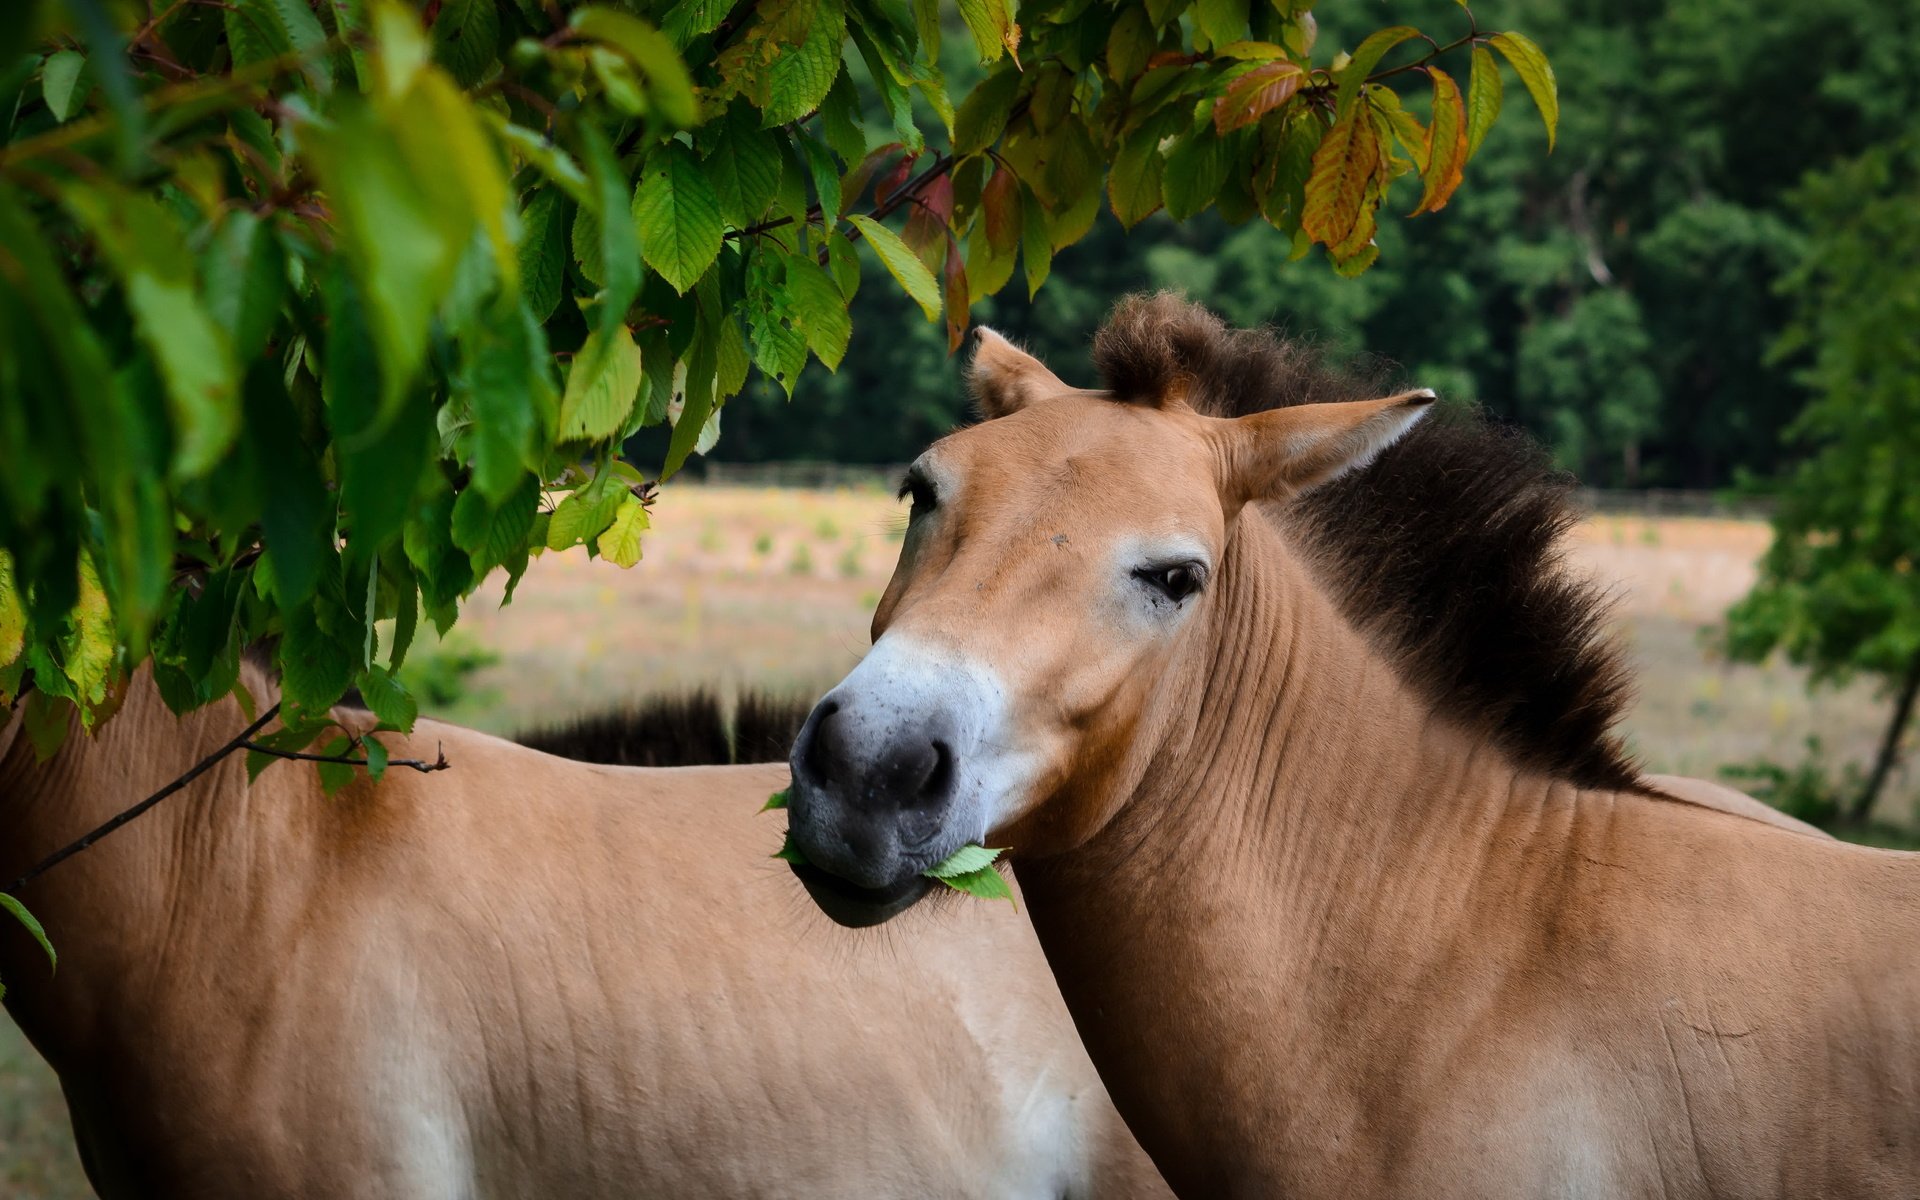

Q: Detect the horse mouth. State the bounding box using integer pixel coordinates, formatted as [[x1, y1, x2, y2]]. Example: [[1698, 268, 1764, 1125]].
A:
[[789, 861, 934, 928]]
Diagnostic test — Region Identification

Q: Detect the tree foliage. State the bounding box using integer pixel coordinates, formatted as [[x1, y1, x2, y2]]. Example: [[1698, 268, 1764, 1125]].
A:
[[1723, 137, 1920, 820], [714, 0, 1920, 490], [0, 0, 1555, 773]]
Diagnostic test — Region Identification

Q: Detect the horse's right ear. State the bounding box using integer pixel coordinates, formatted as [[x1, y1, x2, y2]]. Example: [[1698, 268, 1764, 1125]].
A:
[[968, 328, 1070, 418]]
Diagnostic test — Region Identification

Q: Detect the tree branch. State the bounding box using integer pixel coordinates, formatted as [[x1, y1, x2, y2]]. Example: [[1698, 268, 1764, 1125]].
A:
[[3, 701, 282, 896], [243, 740, 451, 774]]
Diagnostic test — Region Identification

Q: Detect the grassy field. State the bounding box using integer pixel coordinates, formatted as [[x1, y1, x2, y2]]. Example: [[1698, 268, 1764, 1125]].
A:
[[4, 489, 1914, 1194]]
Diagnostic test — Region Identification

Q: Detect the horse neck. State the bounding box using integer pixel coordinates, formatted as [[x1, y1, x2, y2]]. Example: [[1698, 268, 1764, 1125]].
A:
[[1016, 509, 1581, 1192], [0, 668, 297, 1053]]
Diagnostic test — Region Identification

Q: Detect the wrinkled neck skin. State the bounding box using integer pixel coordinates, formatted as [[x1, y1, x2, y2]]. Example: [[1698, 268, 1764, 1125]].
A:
[[0, 676, 310, 1067], [1013, 506, 1573, 1196]]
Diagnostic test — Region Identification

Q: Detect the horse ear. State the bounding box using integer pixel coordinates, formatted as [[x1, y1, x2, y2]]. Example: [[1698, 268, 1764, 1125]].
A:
[[1214, 390, 1436, 505], [968, 327, 1070, 418]]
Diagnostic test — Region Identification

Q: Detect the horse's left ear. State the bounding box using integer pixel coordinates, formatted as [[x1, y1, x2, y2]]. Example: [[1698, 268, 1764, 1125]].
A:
[[968, 328, 1071, 418], [1212, 390, 1436, 506]]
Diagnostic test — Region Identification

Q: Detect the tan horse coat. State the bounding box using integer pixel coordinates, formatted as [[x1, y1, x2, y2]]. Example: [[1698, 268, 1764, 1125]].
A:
[[784, 306, 1920, 1198], [0, 668, 1170, 1199]]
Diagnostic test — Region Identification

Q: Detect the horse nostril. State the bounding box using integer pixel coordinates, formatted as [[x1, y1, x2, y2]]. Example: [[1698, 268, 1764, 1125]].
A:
[[922, 739, 954, 803], [800, 700, 844, 786]]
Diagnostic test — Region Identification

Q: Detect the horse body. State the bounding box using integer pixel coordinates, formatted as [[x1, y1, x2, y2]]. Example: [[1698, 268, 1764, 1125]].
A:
[[1016, 514, 1920, 1198], [783, 297, 1920, 1198], [0, 670, 1169, 1199]]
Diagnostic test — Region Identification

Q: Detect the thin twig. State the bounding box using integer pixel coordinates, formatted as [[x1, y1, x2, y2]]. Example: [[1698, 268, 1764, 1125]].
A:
[[3, 702, 282, 896], [243, 740, 451, 774]]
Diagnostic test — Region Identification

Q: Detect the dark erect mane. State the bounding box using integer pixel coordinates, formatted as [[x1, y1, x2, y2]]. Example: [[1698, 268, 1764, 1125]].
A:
[[515, 691, 814, 768], [1091, 293, 1640, 791]]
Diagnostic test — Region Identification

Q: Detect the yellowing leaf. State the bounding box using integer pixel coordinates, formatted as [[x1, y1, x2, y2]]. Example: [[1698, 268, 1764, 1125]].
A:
[[1465, 44, 1503, 160], [1302, 102, 1380, 251], [1490, 32, 1557, 151], [846, 215, 941, 320], [599, 494, 649, 568], [956, 0, 1014, 63], [0, 551, 24, 668], [560, 328, 645, 441], [1213, 61, 1305, 135], [1412, 67, 1468, 215]]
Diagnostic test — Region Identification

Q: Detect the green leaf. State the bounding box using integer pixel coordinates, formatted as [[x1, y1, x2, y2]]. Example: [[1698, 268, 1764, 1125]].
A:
[[784, 253, 854, 370], [570, 7, 697, 127], [363, 734, 389, 781], [707, 111, 783, 228], [1490, 32, 1556, 151], [797, 131, 842, 228], [305, 98, 464, 424], [431, 0, 500, 89], [516, 188, 567, 325], [953, 68, 1020, 158], [662, 315, 719, 480], [932, 864, 1015, 905], [1020, 184, 1051, 298], [773, 831, 808, 864], [1109, 135, 1165, 229], [846, 215, 941, 320], [1333, 26, 1418, 119], [578, 121, 641, 344], [59, 182, 240, 478], [358, 664, 418, 731], [201, 210, 286, 365], [923, 843, 1002, 878], [21, 691, 71, 762], [40, 50, 87, 122], [761, 787, 789, 812], [0, 894, 56, 974], [1106, 7, 1154, 84], [489, 118, 596, 208], [1464, 44, 1503, 161], [451, 474, 539, 577], [464, 300, 551, 497], [316, 735, 356, 797], [1162, 126, 1231, 221], [633, 142, 725, 294], [1193, 0, 1249, 49], [820, 68, 867, 165], [599, 493, 650, 568], [560, 327, 645, 441], [279, 602, 357, 720], [765, 0, 844, 124]]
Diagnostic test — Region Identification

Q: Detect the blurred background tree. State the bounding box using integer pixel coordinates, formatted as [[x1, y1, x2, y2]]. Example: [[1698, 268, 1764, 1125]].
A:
[[716, 0, 1920, 485], [1724, 136, 1920, 826]]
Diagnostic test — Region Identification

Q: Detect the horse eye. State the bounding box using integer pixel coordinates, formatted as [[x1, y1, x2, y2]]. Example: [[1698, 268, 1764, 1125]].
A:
[[1135, 563, 1204, 603], [898, 474, 936, 516]]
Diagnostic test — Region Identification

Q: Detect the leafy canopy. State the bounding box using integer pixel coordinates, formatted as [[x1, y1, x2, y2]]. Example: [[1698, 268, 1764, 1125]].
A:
[[1724, 138, 1920, 685], [0, 0, 1556, 770]]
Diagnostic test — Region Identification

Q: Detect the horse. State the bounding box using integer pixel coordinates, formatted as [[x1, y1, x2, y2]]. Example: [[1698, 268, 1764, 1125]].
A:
[[0, 663, 1171, 1198], [782, 294, 1918, 1198]]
